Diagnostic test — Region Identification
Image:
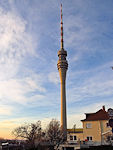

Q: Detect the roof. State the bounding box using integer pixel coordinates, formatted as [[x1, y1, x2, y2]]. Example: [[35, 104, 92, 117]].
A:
[[81, 108, 109, 121], [67, 128, 83, 133]]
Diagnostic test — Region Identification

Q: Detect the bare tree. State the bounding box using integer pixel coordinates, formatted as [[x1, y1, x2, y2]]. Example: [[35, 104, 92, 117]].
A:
[[46, 119, 63, 145], [12, 121, 42, 148]]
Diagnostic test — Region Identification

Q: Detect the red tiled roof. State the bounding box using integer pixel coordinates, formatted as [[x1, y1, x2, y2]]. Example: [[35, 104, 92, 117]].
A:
[[81, 109, 109, 121]]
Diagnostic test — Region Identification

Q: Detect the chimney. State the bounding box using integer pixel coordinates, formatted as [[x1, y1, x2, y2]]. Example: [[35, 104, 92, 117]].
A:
[[102, 105, 105, 111]]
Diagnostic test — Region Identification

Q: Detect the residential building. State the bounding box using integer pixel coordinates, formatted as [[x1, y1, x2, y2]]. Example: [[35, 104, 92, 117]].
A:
[[67, 106, 112, 146], [81, 106, 112, 144]]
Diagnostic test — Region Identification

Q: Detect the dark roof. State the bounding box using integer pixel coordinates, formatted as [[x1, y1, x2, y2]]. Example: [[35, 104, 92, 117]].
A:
[[67, 128, 83, 133], [81, 109, 109, 121]]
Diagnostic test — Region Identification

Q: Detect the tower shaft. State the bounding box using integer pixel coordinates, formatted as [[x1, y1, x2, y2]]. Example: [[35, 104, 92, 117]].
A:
[[59, 69, 67, 135], [58, 59, 68, 139]]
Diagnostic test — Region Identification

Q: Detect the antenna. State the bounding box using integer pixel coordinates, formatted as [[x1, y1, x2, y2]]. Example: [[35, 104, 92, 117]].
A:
[[61, 4, 64, 49]]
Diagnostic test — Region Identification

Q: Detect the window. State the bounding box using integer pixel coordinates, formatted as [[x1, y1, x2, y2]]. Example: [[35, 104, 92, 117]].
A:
[[70, 136, 73, 140], [74, 136, 77, 140], [87, 136, 92, 141], [70, 135, 77, 141], [86, 123, 92, 128], [106, 122, 110, 127]]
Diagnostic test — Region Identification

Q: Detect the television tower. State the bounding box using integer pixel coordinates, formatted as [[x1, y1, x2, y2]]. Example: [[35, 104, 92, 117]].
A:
[[57, 4, 68, 140]]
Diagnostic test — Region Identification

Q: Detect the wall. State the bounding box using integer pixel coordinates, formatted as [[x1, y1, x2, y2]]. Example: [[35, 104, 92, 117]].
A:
[[67, 132, 83, 143], [82, 120, 111, 142]]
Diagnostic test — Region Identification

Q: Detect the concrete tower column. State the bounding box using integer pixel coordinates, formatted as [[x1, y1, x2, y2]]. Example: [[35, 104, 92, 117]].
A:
[[59, 68, 67, 132], [57, 4, 68, 140]]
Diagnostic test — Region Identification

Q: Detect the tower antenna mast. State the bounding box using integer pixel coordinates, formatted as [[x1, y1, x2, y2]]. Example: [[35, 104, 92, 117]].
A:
[[61, 4, 64, 49]]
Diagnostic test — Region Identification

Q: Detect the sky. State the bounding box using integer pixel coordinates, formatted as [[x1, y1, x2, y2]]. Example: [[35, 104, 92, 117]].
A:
[[0, 0, 113, 139]]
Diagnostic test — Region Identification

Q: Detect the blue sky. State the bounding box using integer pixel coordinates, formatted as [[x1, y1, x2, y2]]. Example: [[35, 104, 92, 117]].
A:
[[0, 0, 113, 138]]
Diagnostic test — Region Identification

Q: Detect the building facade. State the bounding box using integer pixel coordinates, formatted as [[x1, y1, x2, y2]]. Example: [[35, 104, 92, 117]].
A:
[[81, 106, 111, 144], [67, 128, 83, 144], [68, 106, 112, 145]]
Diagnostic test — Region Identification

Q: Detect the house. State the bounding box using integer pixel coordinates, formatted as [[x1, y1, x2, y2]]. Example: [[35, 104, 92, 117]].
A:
[[67, 106, 112, 146], [81, 106, 112, 145]]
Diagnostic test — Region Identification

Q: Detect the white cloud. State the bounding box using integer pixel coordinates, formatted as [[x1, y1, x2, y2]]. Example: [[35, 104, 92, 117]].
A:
[[71, 53, 81, 62], [0, 74, 46, 105], [67, 61, 113, 103], [64, 14, 92, 49], [68, 79, 113, 103], [67, 114, 84, 128], [24, 75, 46, 93], [0, 7, 47, 109], [0, 7, 37, 80], [70, 80, 113, 101], [48, 72, 60, 84], [0, 79, 27, 104], [0, 105, 13, 115]]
